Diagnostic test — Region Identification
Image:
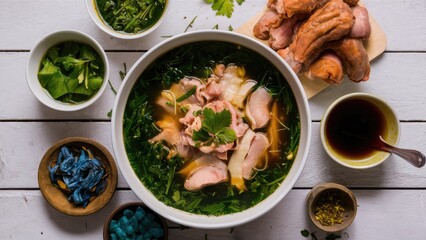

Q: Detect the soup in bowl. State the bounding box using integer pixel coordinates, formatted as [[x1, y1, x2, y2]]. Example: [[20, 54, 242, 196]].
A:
[[111, 30, 311, 228]]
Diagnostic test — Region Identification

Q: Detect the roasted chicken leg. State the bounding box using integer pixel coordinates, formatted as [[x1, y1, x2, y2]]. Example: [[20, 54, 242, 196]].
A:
[[326, 38, 370, 82], [277, 0, 354, 73]]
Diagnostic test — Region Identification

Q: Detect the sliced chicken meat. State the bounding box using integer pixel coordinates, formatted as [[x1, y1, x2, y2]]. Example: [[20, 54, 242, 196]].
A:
[[201, 79, 222, 103], [241, 133, 269, 179], [149, 116, 181, 146], [228, 129, 256, 191], [253, 9, 283, 40], [349, 5, 371, 39], [179, 155, 228, 191], [269, 16, 299, 50], [246, 87, 272, 130], [230, 79, 257, 109], [219, 65, 246, 102]]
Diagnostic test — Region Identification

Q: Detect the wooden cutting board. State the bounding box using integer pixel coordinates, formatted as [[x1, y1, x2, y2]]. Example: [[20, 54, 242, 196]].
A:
[[236, 4, 387, 99]]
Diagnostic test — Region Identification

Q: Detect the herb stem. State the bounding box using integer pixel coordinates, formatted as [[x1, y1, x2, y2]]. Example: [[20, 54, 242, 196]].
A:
[[108, 80, 117, 95], [184, 16, 197, 32]]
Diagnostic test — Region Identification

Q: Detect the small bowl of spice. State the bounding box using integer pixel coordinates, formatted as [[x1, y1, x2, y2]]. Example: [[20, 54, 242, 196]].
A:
[[104, 202, 168, 240], [306, 183, 357, 233], [26, 29, 109, 111], [85, 0, 169, 40], [38, 137, 118, 216]]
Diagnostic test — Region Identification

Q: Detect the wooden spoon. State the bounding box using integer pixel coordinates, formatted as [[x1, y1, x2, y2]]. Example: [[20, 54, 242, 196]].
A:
[[374, 136, 425, 168], [343, 130, 425, 168]]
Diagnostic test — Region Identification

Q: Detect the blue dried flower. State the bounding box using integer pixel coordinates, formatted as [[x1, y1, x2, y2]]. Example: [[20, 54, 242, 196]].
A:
[[49, 146, 107, 208]]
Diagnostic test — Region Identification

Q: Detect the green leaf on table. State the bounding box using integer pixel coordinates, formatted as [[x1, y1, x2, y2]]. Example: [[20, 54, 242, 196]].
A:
[[205, 0, 245, 18], [209, 0, 234, 18], [300, 229, 309, 238]]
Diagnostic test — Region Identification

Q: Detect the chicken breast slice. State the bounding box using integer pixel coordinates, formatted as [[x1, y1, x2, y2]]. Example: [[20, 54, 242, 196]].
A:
[[242, 133, 270, 179]]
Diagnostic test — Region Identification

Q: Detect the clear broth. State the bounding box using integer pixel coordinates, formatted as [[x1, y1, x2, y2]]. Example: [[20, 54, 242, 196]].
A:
[[325, 98, 386, 159]]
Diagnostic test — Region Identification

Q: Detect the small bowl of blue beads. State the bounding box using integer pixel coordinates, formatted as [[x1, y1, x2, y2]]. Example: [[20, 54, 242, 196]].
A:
[[38, 137, 118, 216], [104, 202, 168, 240]]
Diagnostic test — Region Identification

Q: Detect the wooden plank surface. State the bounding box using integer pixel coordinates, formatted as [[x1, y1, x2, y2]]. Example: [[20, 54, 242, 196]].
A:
[[1, 0, 426, 239], [1, 189, 425, 240], [1, 52, 426, 120], [0, 121, 424, 189], [0, 0, 425, 51]]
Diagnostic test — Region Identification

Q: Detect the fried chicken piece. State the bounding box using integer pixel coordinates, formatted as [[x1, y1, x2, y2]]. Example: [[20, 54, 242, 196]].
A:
[[344, 0, 359, 6], [349, 5, 371, 39], [253, 9, 283, 40], [304, 51, 344, 85], [268, 0, 329, 18], [277, 0, 355, 73], [326, 38, 370, 82], [268, 0, 360, 18]]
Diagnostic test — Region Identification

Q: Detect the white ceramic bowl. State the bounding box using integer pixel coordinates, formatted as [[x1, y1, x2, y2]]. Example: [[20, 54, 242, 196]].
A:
[[320, 93, 400, 169], [85, 0, 169, 40], [26, 30, 109, 111], [111, 30, 311, 228]]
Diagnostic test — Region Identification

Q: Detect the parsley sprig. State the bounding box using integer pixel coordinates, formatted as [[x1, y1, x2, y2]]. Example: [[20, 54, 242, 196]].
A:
[[205, 0, 245, 18], [192, 108, 237, 146]]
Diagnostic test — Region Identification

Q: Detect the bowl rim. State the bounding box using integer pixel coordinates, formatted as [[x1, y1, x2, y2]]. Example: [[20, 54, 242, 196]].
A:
[[26, 29, 110, 111], [84, 0, 169, 40], [103, 202, 169, 240], [38, 137, 118, 216], [320, 92, 401, 169], [111, 30, 311, 228]]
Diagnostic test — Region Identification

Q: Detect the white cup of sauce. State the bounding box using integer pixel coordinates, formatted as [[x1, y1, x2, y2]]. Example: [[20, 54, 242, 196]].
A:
[[320, 93, 400, 169]]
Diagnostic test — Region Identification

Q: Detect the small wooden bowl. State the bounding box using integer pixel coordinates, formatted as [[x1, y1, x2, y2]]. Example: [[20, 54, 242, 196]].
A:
[[306, 183, 357, 233], [38, 137, 118, 216], [103, 202, 169, 240]]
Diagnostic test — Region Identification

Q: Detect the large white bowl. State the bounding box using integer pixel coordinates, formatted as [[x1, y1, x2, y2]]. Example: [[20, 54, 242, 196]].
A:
[[111, 30, 311, 229], [26, 30, 109, 111]]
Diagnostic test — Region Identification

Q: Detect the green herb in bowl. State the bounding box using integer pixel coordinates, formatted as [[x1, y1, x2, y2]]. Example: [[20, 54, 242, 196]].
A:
[[38, 41, 105, 103], [95, 0, 167, 34]]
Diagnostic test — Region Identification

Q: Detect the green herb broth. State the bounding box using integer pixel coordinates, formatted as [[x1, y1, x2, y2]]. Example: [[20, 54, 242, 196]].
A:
[[123, 41, 300, 215], [38, 41, 105, 104], [94, 0, 167, 34]]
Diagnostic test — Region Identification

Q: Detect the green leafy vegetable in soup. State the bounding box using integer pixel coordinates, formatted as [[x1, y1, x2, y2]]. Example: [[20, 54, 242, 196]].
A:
[[95, 0, 167, 34], [123, 41, 300, 215], [38, 41, 104, 103]]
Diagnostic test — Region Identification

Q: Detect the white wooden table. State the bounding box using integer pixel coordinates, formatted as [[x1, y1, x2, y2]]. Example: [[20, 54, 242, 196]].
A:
[[1, 0, 425, 239]]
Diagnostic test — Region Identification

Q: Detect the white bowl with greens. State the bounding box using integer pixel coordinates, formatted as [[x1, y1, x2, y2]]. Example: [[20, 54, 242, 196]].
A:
[[85, 0, 169, 40], [26, 30, 109, 111], [111, 30, 311, 228]]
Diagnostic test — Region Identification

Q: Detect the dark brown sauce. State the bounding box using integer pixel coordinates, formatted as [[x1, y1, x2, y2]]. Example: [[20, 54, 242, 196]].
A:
[[325, 98, 386, 159]]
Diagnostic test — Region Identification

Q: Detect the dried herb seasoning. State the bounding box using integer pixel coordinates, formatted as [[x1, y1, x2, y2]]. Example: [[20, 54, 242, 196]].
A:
[[314, 190, 345, 226]]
